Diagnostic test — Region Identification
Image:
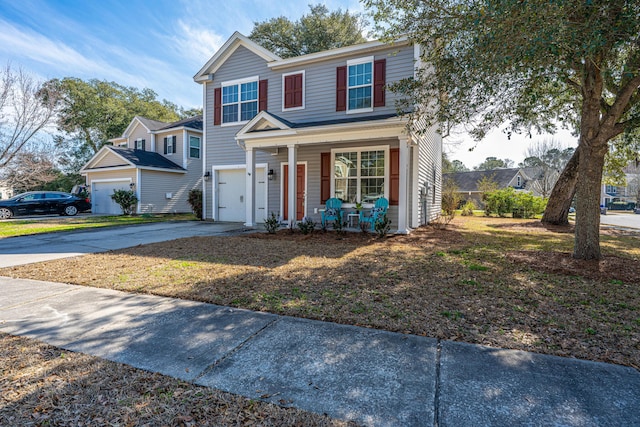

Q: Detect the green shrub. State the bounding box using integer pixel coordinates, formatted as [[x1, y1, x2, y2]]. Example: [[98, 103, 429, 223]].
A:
[[110, 189, 138, 215], [297, 216, 316, 234], [484, 188, 547, 218], [333, 217, 344, 235], [264, 212, 280, 234], [374, 213, 391, 237], [187, 188, 203, 219], [461, 200, 476, 216], [483, 188, 515, 217]]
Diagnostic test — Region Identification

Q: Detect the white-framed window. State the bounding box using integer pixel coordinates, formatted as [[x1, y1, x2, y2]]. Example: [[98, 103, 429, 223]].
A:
[[189, 135, 201, 159], [347, 56, 374, 113], [331, 146, 389, 206], [134, 138, 145, 150], [164, 135, 176, 155], [222, 76, 259, 125], [516, 175, 522, 187], [606, 184, 617, 194], [282, 70, 305, 111]]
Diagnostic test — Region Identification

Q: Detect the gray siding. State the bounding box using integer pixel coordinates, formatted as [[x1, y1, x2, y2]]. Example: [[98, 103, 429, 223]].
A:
[[139, 170, 201, 214]]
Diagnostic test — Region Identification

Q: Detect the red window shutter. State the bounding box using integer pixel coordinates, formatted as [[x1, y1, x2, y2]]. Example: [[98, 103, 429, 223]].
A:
[[374, 59, 386, 107], [389, 148, 399, 205], [294, 74, 303, 107], [284, 74, 303, 109], [321, 152, 331, 203], [336, 66, 347, 111], [214, 88, 221, 125], [259, 79, 268, 111]]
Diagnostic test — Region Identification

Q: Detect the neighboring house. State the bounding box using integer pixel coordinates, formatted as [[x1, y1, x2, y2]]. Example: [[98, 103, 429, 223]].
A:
[[601, 162, 640, 208], [193, 32, 442, 232], [444, 168, 540, 207], [80, 115, 203, 214], [0, 181, 14, 199]]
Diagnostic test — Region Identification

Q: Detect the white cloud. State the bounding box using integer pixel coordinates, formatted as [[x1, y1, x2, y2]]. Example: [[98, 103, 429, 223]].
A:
[[169, 20, 225, 69]]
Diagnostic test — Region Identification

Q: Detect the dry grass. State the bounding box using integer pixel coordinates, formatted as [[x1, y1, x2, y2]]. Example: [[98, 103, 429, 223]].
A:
[[2, 216, 639, 371], [0, 333, 357, 426]]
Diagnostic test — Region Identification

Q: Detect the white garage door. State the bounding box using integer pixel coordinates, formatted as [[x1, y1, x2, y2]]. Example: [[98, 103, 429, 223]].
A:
[[217, 168, 266, 222], [92, 181, 131, 214]]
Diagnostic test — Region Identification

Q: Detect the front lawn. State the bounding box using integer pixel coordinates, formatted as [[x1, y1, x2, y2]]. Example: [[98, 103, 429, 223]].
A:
[[0, 213, 196, 238], [1, 216, 639, 369]]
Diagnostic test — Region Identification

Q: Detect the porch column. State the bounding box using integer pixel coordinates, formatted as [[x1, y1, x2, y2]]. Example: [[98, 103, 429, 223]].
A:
[[397, 135, 411, 234], [245, 146, 256, 227], [287, 144, 298, 226], [182, 129, 188, 169]]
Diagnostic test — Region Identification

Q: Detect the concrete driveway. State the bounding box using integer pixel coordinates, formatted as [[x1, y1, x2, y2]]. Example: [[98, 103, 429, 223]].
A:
[[0, 221, 246, 268]]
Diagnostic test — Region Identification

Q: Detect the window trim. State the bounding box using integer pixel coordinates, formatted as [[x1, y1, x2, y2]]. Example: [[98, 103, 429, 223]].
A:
[[346, 56, 374, 114], [330, 145, 389, 207], [281, 70, 305, 111], [134, 138, 144, 150], [189, 135, 201, 159], [220, 75, 259, 127]]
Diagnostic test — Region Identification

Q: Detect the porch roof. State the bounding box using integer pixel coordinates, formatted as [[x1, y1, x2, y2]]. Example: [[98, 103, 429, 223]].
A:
[[236, 111, 406, 148]]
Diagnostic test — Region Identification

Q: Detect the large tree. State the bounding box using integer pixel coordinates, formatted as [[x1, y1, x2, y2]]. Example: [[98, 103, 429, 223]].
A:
[[0, 65, 58, 169], [45, 78, 182, 168], [249, 4, 366, 58], [473, 157, 514, 171], [366, 0, 640, 260]]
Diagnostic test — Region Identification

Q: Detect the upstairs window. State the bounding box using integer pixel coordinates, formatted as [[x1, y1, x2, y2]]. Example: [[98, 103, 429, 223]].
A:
[[134, 138, 145, 150], [347, 57, 373, 112], [189, 135, 201, 159], [222, 77, 258, 124], [164, 136, 176, 154]]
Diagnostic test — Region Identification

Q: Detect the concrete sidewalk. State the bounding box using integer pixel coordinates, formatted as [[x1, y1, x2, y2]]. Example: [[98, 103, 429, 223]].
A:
[[1, 277, 639, 426]]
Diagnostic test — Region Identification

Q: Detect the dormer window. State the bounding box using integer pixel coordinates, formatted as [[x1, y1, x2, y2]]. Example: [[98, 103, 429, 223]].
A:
[[134, 138, 145, 150]]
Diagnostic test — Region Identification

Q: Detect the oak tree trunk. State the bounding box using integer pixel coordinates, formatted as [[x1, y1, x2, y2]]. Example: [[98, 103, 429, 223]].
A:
[[541, 147, 580, 225], [573, 140, 607, 260]]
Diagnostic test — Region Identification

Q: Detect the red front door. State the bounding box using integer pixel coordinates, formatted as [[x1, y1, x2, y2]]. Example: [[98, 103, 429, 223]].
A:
[[283, 164, 305, 221]]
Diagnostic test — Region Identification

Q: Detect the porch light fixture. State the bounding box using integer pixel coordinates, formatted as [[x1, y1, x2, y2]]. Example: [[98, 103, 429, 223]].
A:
[[204, 171, 211, 180], [268, 169, 275, 180], [129, 182, 135, 189]]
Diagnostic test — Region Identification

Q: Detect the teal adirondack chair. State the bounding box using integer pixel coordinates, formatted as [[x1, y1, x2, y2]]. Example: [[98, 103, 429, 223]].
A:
[[321, 198, 342, 227], [359, 197, 389, 231]]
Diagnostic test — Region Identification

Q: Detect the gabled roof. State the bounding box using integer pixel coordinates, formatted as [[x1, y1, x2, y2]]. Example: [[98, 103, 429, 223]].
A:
[[158, 115, 203, 131], [118, 115, 203, 140], [444, 168, 525, 192], [194, 32, 280, 82], [81, 146, 186, 174]]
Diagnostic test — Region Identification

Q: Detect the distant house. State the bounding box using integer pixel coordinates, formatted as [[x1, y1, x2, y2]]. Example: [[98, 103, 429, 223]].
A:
[[444, 168, 542, 206], [80, 115, 203, 215], [0, 181, 14, 199], [601, 162, 640, 208]]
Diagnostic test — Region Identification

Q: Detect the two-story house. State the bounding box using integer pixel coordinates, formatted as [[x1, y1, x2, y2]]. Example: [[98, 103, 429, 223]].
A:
[[80, 115, 203, 215], [194, 32, 442, 232]]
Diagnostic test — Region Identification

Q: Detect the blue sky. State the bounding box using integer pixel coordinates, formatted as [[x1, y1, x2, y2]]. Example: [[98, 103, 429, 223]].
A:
[[0, 0, 576, 167], [0, 0, 362, 108]]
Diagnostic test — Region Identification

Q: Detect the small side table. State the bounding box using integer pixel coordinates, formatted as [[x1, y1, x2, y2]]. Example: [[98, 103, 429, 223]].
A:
[[347, 213, 360, 228]]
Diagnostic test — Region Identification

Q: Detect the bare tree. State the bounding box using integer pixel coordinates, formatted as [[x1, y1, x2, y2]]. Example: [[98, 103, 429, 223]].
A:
[[521, 139, 575, 198], [2, 147, 58, 192], [0, 64, 58, 168]]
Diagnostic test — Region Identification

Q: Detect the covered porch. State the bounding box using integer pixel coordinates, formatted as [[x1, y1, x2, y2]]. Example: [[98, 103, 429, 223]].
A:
[[235, 112, 420, 233]]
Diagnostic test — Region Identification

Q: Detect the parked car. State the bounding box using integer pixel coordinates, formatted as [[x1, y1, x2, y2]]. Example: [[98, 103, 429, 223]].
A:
[[0, 191, 91, 220]]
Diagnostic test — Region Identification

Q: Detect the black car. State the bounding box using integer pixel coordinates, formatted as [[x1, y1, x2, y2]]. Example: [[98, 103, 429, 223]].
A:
[[0, 191, 92, 220]]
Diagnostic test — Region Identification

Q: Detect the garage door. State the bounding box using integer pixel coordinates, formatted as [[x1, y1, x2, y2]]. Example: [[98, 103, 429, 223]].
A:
[[92, 181, 131, 214], [217, 168, 266, 222]]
